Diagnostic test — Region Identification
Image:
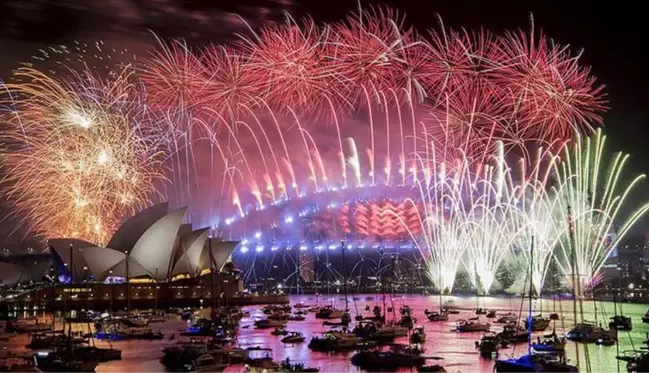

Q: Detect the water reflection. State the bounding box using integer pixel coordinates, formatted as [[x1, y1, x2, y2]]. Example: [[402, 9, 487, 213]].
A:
[[4, 294, 647, 372]]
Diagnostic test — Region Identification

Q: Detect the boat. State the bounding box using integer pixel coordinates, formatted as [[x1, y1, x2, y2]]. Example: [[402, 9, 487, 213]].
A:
[[526, 315, 551, 332], [549, 313, 560, 321], [25, 330, 90, 349], [494, 354, 577, 372], [642, 310, 649, 323], [308, 331, 375, 351], [244, 347, 276, 369], [293, 302, 311, 309], [609, 315, 632, 331], [567, 322, 616, 343], [410, 326, 426, 344], [267, 312, 289, 321], [253, 319, 286, 329], [351, 350, 425, 370], [617, 351, 649, 372], [33, 350, 99, 372], [426, 310, 449, 322], [475, 332, 500, 358], [531, 331, 566, 354], [596, 334, 616, 346], [400, 315, 416, 328], [495, 313, 518, 324], [486, 310, 497, 318], [419, 365, 447, 372], [9, 319, 52, 334], [497, 324, 529, 344], [494, 236, 577, 373], [183, 354, 227, 372], [314, 306, 343, 320], [271, 327, 288, 336], [277, 358, 320, 372], [288, 314, 305, 321], [455, 319, 490, 332], [281, 332, 305, 344], [475, 308, 487, 315], [95, 319, 163, 340]]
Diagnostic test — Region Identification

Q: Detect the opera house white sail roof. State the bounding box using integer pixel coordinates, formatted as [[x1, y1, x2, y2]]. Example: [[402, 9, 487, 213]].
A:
[[47, 203, 239, 282]]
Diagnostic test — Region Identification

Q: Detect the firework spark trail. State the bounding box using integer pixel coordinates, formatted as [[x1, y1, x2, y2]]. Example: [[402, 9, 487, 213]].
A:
[[1, 59, 166, 244], [552, 129, 649, 292]]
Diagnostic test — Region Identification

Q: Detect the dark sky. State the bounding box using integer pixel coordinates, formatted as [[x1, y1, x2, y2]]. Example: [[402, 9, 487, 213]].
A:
[[1, 0, 648, 245]]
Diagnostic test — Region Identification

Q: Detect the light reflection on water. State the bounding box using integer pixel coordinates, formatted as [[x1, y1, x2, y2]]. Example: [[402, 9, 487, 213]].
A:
[[6, 294, 648, 372]]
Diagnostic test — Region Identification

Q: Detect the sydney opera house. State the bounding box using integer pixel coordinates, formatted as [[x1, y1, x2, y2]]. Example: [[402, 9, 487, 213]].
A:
[[1, 203, 288, 310]]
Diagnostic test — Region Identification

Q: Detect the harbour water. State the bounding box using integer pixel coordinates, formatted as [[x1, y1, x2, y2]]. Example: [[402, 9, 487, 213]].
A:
[[5, 294, 648, 372]]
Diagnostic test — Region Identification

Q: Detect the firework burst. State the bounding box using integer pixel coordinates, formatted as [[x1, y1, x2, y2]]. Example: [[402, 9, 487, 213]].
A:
[[1, 48, 166, 244]]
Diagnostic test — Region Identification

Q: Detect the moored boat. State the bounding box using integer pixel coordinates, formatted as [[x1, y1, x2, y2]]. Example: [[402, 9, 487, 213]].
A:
[[455, 319, 490, 332], [281, 332, 305, 344]]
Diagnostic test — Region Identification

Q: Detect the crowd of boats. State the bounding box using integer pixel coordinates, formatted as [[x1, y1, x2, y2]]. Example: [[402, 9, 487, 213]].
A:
[[0, 297, 648, 372]]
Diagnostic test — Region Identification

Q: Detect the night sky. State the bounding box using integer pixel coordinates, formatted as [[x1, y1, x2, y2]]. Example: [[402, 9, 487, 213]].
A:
[[1, 0, 648, 246]]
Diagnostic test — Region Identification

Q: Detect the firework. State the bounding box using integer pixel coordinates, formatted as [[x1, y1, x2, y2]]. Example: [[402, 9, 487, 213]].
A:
[[552, 129, 649, 292], [1, 47, 166, 244]]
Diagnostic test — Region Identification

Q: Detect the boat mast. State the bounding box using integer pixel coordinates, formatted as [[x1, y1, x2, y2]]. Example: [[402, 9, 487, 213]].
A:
[[341, 240, 349, 312], [528, 235, 534, 356]]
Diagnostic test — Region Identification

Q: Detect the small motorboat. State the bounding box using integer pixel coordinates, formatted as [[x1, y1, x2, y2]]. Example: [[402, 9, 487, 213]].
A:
[[308, 331, 375, 351], [293, 302, 310, 309], [456, 319, 490, 332], [486, 310, 497, 318], [609, 315, 632, 331], [271, 326, 288, 336], [410, 326, 426, 344], [315, 306, 343, 320], [596, 334, 616, 347], [288, 314, 306, 321], [475, 308, 487, 315], [281, 331, 305, 344], [426, 310, 449, 322]]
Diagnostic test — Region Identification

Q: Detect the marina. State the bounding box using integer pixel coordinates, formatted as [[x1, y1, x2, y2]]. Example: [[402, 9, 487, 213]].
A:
[[1, 295, 648, 371]]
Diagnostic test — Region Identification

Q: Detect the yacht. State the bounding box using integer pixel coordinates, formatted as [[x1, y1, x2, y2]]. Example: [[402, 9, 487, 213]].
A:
[[497, 324, 529, 344], [494, 354, 577, 372], [475, 332, 500, 358], [315, 306, 344, 320], [308, 331, 374, 351], [526, 315, 551, 332], [495, 313, 518, 324], [531, 331, 566, 355], [254, 318, 287, 329], [456, 319, 490, 332], [567, 322, 616, 343], [425, 310, 449, 322]]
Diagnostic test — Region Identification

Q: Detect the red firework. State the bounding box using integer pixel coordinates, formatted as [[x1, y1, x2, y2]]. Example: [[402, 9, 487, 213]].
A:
[[140, 39, 204, 110], [236, 18, 345, 118], [329, 7, 413, 106], [199, 45, 263, 120], [493, 29, 607, 142]]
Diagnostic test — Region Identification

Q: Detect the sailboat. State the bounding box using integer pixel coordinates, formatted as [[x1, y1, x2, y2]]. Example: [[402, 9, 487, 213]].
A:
[[494, 236, 577, 372]]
